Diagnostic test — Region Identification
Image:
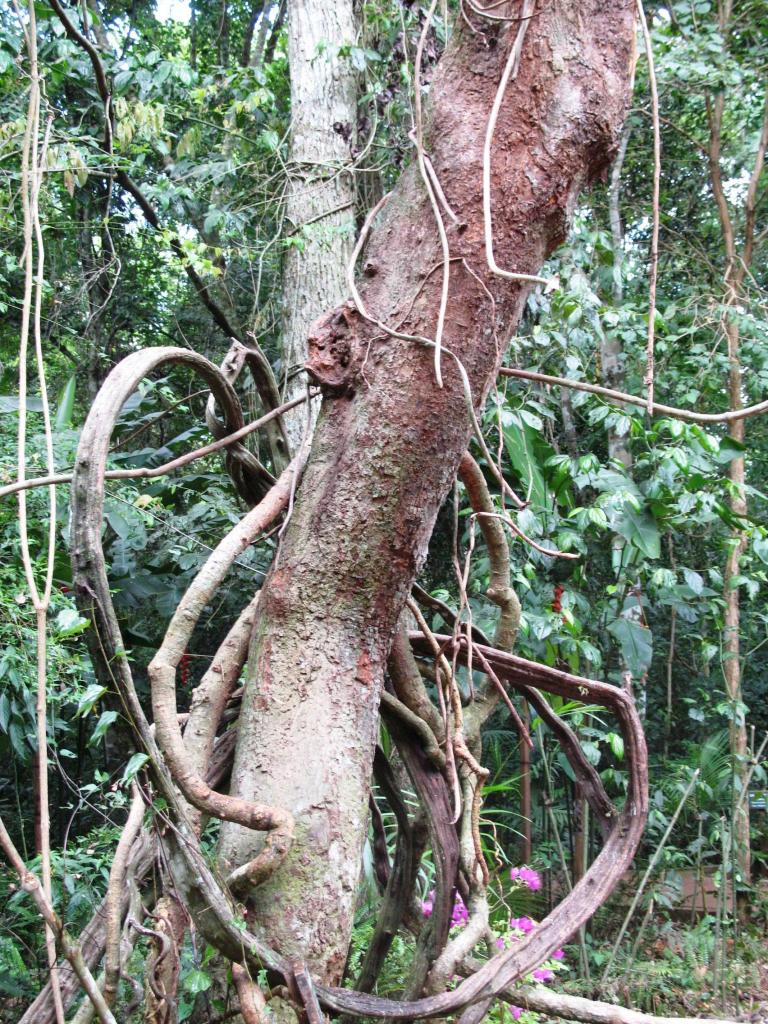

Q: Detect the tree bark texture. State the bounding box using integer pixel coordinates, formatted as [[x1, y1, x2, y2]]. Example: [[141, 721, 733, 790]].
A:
[[280, 0, 358, 448], [219, 0, 637, 982]]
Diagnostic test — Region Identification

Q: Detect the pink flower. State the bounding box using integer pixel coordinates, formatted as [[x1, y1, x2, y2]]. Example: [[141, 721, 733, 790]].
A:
[[421, 890, 469, 929], [533, 968, 554, 984], [510, 865, 541, 890], [494, 936, 506, 950], [552, 948, 565, 960], [451, 894, 469, 928], [510, 1007, 523, 1020], [509, 916, 535, 935]]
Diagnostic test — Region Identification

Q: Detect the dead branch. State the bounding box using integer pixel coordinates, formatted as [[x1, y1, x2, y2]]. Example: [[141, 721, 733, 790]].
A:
[[380, 691, 446, 770], [21, 729, 239, 1024], [69, 347, 294, 979], [390, 718, 460, 1000], [148, 457, 303, 892], [458, 963, 741, 1024], [389, 622, 445, 744], [182, 596, 260, 828], [498, 366, 768, 423], [70, 880, 144, 1024], [482, 0, 551, 288], [459, 453, 520, 653], [103, 785, 145, 1007], [313, 634, 647, 1018], [0, 392, 316, 501], [207, 339, 291, 492], [521, 685, 616, 835], [232, 964, 268, 1024], [412, 0, 452, 386], [412, 583, 491, 648], [355, 745, 427, 993], [69, 345, 301, 894], [14, 5, 61, 1014]]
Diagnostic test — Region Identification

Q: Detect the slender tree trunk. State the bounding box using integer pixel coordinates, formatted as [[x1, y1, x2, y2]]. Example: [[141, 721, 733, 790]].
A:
[[218, 0, 637, 982], [705, 25, 768, 878], [722, 307, 750, 882], [280, 0, 358, 449]]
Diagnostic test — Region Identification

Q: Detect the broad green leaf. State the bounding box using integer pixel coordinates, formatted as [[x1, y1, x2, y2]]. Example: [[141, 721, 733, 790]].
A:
[[76, 683, 107, 717], [54, 375, 76, 429], [607, 617, 653, 678], [184, 969, 212, 994], [121, 753, 150, 786], [89, 710, 119, 746], [682, 568, 704, 595], [613, 503, 660, 559], [503, 421, 549, 512]]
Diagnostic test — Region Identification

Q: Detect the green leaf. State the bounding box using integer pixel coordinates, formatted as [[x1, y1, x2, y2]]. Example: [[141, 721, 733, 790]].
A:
[[54, 375, 76, 429], [203, 208, 223, 235], [607, 617, 653, 678], [613, 503, 660, 559], [184, 969, 212, 994], [53, 608, 90, 638], [754, 536, 768, 564], [89, 710, 118, 746], [121, 753, 150, 786], [103, 504, 132, 540], [76, 683, 107, 717], [503, 421, 550, 512], [682, 568, 704, 596]]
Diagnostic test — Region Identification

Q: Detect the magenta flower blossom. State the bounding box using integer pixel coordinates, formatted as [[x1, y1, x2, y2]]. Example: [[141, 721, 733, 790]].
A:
[[552, 948, 565, 960], [532, 967, 555, 983], [510, 1007, 523, 1020], [494, 936, 506, 950], [509, 915, 535, 935], [421, 890, 469, 929], [451, 894, 469, 928], [510, 865, 542, 890]]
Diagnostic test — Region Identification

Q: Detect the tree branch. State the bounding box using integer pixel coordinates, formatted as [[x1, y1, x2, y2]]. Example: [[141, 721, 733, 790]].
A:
[[499, 366, 768, 423]]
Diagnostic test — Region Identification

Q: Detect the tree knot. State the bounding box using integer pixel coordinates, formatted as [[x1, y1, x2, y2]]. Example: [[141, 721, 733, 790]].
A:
[[305, 300, 364, 395]]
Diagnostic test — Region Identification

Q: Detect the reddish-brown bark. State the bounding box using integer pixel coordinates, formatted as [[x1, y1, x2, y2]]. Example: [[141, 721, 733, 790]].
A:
[[218, 0, 637, 981]]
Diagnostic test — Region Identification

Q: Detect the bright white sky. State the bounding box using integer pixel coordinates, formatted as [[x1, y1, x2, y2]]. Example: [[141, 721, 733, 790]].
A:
[[154, 0, 191, 23]]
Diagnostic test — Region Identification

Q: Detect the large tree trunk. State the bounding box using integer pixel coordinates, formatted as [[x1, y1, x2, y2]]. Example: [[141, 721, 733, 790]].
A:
[[218, 0, 637, 981], [280, 0, 358, 449]]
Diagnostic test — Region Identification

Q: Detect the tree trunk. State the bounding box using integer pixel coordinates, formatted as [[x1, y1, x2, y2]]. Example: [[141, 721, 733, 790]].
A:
[[280, 0, 358, 449], [219, 0, 637, 982], [705, 11, 767, 879], [722, 311, 750, 882]]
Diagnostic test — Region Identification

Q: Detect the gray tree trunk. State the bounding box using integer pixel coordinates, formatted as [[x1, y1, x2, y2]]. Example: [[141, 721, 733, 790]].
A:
[[280, 0, 358, 449]]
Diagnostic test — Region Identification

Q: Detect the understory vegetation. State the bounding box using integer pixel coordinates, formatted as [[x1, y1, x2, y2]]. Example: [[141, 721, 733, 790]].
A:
[[0, 0, 767, 1022]]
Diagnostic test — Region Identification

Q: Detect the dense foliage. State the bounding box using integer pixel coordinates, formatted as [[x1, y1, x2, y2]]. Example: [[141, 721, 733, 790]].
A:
[[0, 1, 766, 1021]]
